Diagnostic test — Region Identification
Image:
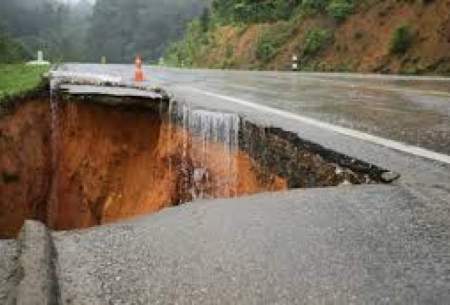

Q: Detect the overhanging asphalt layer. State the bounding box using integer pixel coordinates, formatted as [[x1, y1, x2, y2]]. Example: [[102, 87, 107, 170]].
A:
[[165, 85, 450, 188], [56, 81, 450, 189]]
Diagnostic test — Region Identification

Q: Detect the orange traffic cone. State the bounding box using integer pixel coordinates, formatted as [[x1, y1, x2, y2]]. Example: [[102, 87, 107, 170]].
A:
[[134, 55, 144, 82]]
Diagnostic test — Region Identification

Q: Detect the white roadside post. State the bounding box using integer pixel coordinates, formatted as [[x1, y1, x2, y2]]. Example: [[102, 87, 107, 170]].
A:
[[292, 54, 299, 71], [37, 50, 44, 62], [26, 50, 50, 65]]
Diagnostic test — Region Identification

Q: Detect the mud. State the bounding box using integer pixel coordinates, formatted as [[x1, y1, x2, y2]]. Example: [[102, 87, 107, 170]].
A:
[[0, 91, 389, 238]]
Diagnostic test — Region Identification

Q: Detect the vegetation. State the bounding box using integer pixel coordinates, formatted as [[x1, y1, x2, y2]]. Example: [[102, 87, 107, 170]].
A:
[[0, 0, 445, 74], [0, 0, 92, 63], [164, 0, 448, 74], [0, 65, 49, 102], [87, 0, 206, 63], [0, 0, 207, 64], [0, 28, 28, 63], [211, 0, 301, 23], [165, 0, 352, 67], [326, 0, 355, 22], [303, 29, 333, 57], [390, 25, 413, 55], [256, 22, 295, 63]]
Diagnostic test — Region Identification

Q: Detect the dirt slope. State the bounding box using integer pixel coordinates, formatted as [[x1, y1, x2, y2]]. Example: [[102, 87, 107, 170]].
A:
[[0, 99, 51, 237], [194, 1, 450, 74], [0, 98, 286, 237]]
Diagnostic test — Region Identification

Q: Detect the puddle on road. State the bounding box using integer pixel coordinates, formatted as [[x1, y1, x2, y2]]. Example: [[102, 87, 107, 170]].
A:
[[0, 87, 393, 238]]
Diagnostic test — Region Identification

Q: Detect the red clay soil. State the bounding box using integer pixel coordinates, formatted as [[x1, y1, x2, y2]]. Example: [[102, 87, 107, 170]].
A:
[[0, 99, 286, 238], [0, 100, 52, 238]]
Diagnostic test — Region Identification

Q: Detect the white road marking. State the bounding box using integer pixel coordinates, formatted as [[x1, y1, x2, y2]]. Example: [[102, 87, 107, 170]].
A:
[[185, 87, 450, 165], [298, 76, 450, 98]]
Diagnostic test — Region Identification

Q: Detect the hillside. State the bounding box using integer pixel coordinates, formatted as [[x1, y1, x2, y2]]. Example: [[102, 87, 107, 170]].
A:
[[166, 0, 450, 75]]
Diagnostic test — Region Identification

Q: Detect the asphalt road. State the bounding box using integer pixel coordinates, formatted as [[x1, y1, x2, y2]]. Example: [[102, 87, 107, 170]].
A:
[[32, 65, 450, 304], [54, 185, 450, 305], [58, 64, 450, 155]]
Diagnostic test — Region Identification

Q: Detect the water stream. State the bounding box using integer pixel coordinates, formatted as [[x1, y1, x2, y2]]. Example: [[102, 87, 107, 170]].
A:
[[173, 102, 241, 201], [48, 79, 60, 228]]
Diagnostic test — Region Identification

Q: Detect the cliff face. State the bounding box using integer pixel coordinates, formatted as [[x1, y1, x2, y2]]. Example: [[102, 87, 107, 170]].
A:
[[178, 1, 450, 75], [50, 100, 286, 231], [0, 99, 51, 238]]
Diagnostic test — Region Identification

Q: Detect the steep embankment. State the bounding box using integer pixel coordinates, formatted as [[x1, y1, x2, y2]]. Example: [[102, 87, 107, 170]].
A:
[[179, 0, 450, 74], [1, 90, 386, 238], [0, 98, 52, 238], [0, 95, 287, 238]]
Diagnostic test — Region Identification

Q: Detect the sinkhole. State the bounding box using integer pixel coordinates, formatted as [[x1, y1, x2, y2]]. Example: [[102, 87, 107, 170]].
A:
[[0, 86, 394, 238]]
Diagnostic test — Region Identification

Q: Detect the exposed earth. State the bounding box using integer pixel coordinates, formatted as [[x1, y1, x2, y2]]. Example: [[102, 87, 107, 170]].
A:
[[0, 93, 289, 237], [184, 0, 450, 74], [1, 79, 381, 238]]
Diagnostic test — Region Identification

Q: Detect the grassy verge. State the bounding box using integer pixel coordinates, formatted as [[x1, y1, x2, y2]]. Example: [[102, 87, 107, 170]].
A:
[[0, 64, 49, 103]]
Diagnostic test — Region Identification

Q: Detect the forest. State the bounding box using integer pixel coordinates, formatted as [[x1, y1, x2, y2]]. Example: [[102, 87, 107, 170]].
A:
[[0, 0, 207, 63]]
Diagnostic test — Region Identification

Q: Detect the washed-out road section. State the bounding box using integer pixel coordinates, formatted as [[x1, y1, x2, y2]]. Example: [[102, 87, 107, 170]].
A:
[[1, 65, 450, 304]]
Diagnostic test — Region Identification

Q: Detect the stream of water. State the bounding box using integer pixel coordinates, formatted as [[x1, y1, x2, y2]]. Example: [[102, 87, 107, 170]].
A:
[[174, 102, 241, 200], [48, 79, 60, 228]]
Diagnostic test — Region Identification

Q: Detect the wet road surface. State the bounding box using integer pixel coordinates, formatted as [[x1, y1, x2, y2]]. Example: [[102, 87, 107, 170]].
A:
[[54, 185, 450, 305], [40, 65, 450, 305], [59, 64, 450, 155]]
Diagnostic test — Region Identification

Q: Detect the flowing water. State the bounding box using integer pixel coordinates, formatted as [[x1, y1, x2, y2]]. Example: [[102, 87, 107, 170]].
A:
[[173, 102, 241, 200], [48, 79, 60, 228]]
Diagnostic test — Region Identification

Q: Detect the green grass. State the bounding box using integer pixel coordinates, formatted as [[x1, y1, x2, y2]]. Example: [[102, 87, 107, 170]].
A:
[[0, 64, 49, 102]]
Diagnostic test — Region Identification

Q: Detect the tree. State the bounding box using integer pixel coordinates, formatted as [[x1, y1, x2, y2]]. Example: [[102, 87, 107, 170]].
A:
[[86, 0, 206, 63], [0, 26, 28, 63], [0, 0, 92, 62]]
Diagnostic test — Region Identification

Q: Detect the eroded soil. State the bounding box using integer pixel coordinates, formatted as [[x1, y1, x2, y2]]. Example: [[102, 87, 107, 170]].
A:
[[0, 97, 286, 237], [0, 92, 386, 238]]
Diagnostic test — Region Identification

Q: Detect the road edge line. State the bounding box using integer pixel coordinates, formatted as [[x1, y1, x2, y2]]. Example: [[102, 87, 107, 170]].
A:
[[185, 87, 450, 165]]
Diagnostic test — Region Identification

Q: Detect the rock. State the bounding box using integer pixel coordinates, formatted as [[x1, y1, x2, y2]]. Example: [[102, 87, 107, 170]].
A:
[[381, 171, 401, 183]]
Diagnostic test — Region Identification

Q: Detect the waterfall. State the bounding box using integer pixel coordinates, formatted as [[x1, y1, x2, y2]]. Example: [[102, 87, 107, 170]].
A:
[[48, 79, 60, 228], [173, 102, 241, 201]]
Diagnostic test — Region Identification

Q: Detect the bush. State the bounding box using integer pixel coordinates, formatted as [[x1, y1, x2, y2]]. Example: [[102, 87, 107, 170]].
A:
[[303, 28, 333, 56], [327, 0, 354, 21], [256, 40, 277, 63], [390, 25, 413, 54], [301, 0, 330, 14], [221, 0, 299, 23], [256, 23, 293, 63]]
